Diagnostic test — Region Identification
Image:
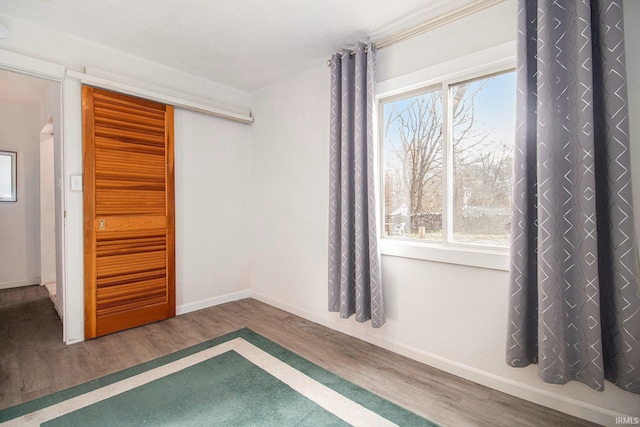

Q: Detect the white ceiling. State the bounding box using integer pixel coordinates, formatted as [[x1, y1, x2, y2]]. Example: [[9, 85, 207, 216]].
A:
[[0, 0, 474, 92]]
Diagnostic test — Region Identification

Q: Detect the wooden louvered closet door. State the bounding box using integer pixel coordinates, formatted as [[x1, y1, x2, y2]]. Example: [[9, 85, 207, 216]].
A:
[[82, 86, 175, 339]]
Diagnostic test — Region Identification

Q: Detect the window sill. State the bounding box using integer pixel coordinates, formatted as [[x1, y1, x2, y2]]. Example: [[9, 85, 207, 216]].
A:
[[379, 238, 509, 271]]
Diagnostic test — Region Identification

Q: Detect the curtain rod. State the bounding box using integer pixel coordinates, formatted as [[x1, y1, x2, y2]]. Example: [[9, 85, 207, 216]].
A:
[[375, 0, 506, 50], [66, 70, 254, 124], [327, 47, 369, 66], [327, 0, 506, 66]]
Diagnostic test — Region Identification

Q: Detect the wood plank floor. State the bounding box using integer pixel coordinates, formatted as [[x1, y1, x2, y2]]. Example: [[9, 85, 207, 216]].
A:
[[0, 285, 597, 426]]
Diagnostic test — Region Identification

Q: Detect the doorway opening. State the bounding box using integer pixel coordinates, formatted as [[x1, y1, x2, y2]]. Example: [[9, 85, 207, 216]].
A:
[[0, 68, 64, 340]]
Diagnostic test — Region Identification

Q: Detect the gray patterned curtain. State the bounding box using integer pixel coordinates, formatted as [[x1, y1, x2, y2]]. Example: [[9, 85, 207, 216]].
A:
[[328, 42, 385, 328], [507, 0, 640, 394]]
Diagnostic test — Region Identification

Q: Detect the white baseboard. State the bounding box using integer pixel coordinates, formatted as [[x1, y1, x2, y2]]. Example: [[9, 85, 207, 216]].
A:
[[0, 278, 41, 290], [176, 290, 251, 315], [250, 292, 627, 426]]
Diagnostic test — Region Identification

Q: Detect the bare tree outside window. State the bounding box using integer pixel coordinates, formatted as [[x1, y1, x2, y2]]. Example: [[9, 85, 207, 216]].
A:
[[381, 70, 516, 247], [383, 89, 443, 240]]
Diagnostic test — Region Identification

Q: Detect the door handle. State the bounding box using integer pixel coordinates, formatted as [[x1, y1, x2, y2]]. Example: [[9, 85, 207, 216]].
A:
[[99, 219, 106, 230]]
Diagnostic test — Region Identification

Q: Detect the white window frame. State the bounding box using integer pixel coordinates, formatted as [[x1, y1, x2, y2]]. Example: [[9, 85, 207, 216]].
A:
[[375, 42, 516, 271]]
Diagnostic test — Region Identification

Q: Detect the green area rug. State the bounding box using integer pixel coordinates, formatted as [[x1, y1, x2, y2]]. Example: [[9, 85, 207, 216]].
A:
[[0, 328, 437, 426]]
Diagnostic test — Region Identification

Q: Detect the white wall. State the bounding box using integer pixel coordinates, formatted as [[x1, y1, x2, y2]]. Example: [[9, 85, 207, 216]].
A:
[[249, 2, 640, 425], [0, 100, 41, 288], [39, 81, 64, 317], [39, 136, 56, 285], [250, 63, 330, 311], [61, 78, 84, 342], [39, 82, 60, 291], [174, 108, 251, 313]]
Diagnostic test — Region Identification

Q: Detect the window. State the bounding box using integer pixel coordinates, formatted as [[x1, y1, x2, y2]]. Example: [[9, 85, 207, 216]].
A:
[[0, 150, 17, 202], [380, 69, 516, 249]]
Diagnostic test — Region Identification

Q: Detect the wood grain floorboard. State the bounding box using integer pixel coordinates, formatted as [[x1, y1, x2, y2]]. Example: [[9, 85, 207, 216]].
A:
[[0, 286, 598, 426]]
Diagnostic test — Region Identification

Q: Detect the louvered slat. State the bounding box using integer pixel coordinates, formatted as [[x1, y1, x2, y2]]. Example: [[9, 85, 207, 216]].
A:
[[94, 126, 166, 145], [96, 250, 166, 278], [95, 192, 166, 216], [97, 232, 166, 256], [94, 106, 166, 129], [95, 115, 166, 136], [95, 164, 165, 180], [95, 136, 166, 154], [95, 179, 164, 192], [93, 92, 167, 118], [97, 270, 166, 288]]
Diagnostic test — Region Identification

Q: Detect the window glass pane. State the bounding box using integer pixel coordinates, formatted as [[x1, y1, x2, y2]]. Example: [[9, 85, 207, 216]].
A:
[[382, 90, 443, 240], [451, 71, 515, 246], [0, 154, 12, 198]]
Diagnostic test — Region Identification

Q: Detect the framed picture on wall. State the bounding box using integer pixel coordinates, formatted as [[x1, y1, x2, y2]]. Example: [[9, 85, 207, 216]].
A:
[[0, 150, 17, 202]]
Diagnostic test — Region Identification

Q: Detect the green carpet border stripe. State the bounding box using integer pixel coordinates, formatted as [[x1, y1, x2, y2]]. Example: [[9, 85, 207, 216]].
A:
[[0, 328, 437, 426]]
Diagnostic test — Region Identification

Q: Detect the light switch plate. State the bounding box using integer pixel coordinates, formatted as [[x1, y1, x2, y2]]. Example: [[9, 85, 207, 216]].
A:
[[71, 175, 83, 191]]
